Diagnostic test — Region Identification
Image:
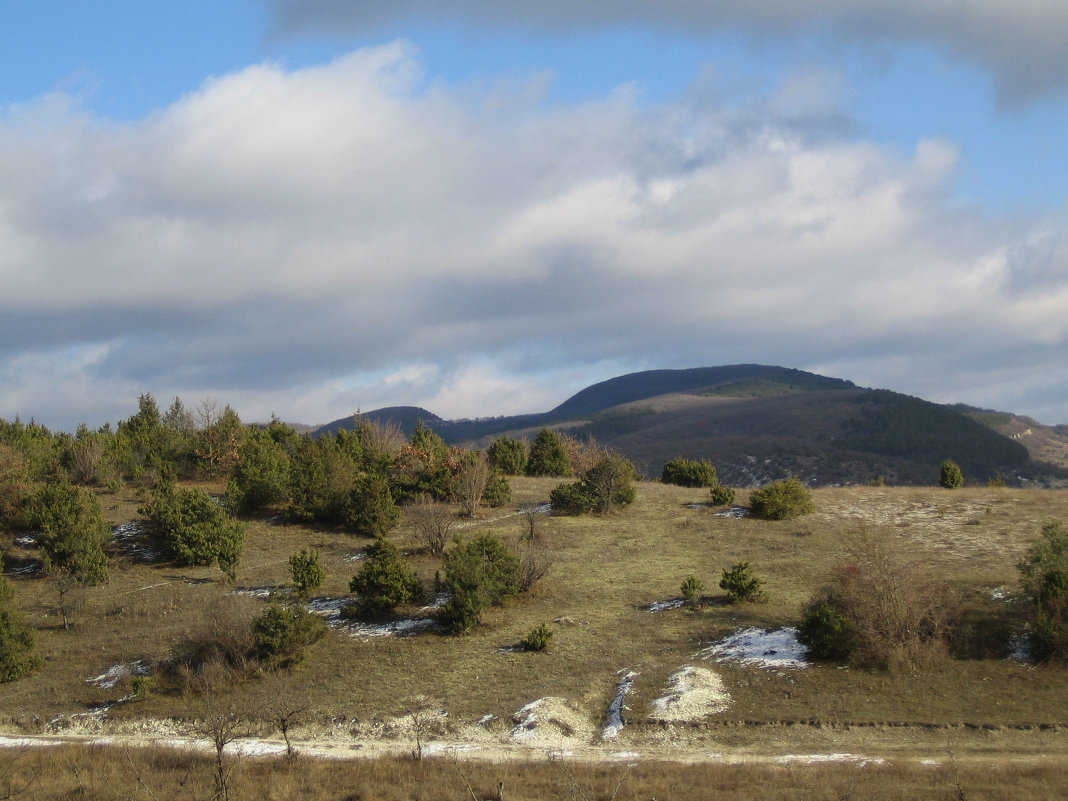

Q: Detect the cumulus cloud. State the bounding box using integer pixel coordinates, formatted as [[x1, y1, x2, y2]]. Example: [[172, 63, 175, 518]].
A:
[[1, 42, 1067, 429], [263, 0, 1068, 105]]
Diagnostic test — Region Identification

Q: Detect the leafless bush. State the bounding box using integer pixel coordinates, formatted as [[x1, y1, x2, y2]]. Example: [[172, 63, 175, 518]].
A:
[[193, 665, 255, 801], [357, 416, 407, 460], [518, 540, 554, 593], [167, 600, 255, 682], [822, 526, 952, 670], [456, 452, 490, 517], [407, 495, 457, 557]]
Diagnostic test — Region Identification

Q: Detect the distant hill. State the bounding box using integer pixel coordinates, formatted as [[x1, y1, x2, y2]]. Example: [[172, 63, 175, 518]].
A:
[[316, 406, 443, 438], [311, 365, 1067, 487]]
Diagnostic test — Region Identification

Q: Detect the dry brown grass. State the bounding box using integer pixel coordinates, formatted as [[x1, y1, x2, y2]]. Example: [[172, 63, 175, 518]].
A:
[[4, 479, 1068, 782], [0, 743, 1066, 801]]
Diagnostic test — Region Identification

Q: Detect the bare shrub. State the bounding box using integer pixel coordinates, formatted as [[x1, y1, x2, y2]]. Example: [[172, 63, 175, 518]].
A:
[[800, 526, 951, 670], [167, 600, 255, 682], [518, 540, 554, 593], [407, 495, 456, 557], [456, 452, 490, 517], [192, 665, 254, 801]]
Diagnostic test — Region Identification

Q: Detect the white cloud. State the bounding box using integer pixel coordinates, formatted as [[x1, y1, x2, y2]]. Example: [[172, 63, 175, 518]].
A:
[[2, 43, 1067, 429]]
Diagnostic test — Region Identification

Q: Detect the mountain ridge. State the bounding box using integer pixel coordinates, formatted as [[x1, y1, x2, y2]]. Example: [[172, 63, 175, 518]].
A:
[[312, 365, 1068, 487]]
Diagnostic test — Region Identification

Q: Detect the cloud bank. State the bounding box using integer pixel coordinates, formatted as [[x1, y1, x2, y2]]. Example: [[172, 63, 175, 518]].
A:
[[264, 0, 1068, 105], [2, 43, 1067, 429]]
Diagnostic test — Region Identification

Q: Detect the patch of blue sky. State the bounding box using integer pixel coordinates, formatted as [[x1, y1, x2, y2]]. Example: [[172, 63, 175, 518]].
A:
[[0, 0, 264, 118]]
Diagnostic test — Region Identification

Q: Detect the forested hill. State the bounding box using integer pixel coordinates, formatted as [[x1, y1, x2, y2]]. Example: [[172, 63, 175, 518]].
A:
[[311, 365, 1064, 487], [545, 365, 855, 420]]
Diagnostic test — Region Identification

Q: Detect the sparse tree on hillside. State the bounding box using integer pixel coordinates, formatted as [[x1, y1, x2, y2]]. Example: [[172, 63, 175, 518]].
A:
[[799, 528, 950, 670], [487, 435, 527, 475], [194, 401, 246, 478], [347, 537, 423, 617], [940, 459, 964, 489], [26, 480, 110, 586], [0, 576, 41, 682], [141, 480, 244, 580], [525, 427, 571, 477]]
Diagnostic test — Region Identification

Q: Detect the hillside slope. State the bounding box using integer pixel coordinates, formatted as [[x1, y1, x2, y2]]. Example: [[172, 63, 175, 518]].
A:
[[314, 365, 1059, 487]]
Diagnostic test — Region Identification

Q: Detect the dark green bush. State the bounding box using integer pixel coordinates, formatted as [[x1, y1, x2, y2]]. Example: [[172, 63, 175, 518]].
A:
[[26, 480, 110, 585], [343, 474, 401, 537], [549, 482, 596, 515], [521, 623, 553, 652], [482, 474, 512, 508], [661, 458, 718, 488], [439, 534, 522, 634], [550, 452, 637, 516], [798, 594, 856, 661], [289, 547, 325, 598], [0, 576, 41, 682], [226, 430, 291, 514], [347, 537, 423, 618], [708, 484, 736, 506], [719, 562, 765, 603], [748, 478, 813, 520], [487, 436, 528, 475], [680, 575, 705, 608], [525, 428, 571, 477], [940, 459, 964, 489], [251, 602, 326, 668], [140, 481, 244, 580], [1018, 520, 1068, 661]]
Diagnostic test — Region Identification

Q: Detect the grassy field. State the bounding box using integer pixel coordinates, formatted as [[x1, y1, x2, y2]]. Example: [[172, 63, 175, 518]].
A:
[[3, 478, 1068, 798]]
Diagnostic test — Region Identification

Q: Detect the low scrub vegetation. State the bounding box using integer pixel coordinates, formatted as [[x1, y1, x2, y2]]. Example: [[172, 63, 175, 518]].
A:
[[748, 477, 813, 520], [660, 457, 719, 488], [140, 479, 244, 580], [799, 528, 951, 670], [1018, 519, 1068, 661], [346, 537, 424, 618], [550, 451, 637, 515], [719, 562, 765, 603]]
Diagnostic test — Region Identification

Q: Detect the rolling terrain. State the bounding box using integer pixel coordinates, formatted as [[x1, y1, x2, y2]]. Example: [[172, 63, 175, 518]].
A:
[[3, 479, 1068, 799], [316, 365, 1068, 487]]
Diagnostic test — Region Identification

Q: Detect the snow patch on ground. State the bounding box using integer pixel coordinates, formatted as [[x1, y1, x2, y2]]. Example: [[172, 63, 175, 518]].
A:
[[305, 595, 443, 638], [87, 659, 153, 689], [644, 599, 686, 613], [112, 521, 163, 562], [990, 585, 1014, 602], [701, 627, 808, 669], [602, 670, 637, 741], [713, 507, 751, 518], [231, 586, 281, 599], [649, 666, 730, 723]]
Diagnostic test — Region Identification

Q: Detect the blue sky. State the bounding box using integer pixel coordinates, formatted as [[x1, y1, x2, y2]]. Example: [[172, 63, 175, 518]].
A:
[[2, 0, 1068, 429]]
